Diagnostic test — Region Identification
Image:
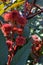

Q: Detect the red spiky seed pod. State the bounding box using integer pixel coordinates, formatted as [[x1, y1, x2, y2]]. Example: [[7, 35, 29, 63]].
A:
[[16, 36, 26, 46], [17, 16, 27, 27], [9, 10, 20, 22], [1, 23, 12, 36]]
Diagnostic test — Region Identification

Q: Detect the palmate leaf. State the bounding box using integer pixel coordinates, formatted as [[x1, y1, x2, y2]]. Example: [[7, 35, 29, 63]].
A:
[[0, 31, 8, 65], [11, 40, 32, 65]]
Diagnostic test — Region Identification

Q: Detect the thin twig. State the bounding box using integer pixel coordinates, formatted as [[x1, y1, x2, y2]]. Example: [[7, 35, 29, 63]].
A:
[[34, 4, 42, 10], [27, 10, 43, 19]]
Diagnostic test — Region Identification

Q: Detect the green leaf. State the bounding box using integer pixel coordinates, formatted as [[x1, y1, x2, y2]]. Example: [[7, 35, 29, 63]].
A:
[[0, 31, 8, 65], [11, 41, 32, 65], [0, 16, 4, 23]]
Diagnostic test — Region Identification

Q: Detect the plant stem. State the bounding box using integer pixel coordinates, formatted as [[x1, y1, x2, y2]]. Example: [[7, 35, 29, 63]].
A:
[[27, 10, 43, 19]]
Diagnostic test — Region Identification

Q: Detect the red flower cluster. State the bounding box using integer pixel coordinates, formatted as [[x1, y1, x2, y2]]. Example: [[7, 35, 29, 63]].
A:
[[6, 39, 17, 65], [1, 23, 12, 36], [31, 34, 42, 63], [31, 34, 43, 64], [3, 10, 27, 27], [16, 36, 26, 46], [2, 10, 27, 65], [5, 35, 26, 65], [2, 10, 27, 47], [3, 10, 19, 22]]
